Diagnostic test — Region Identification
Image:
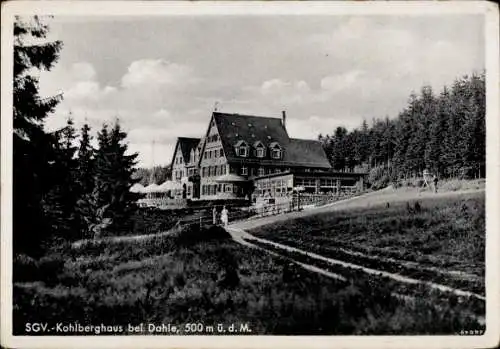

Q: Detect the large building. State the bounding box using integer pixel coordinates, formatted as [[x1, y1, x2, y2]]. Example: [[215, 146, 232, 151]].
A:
[[170, 137, 201, 198], [171, 111, 366, 201]]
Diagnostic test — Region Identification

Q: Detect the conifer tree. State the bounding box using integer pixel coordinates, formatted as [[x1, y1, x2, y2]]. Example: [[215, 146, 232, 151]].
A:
[[425, 87, 450, 176], [13, 16, 63, 255], [42, 116, 79, 240], [76, 123, 94, 196], [74, 122, 96, 238], [92, 121, 139, 236]]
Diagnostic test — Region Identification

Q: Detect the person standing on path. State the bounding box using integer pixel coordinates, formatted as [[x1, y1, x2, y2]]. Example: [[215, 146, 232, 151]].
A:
[[212, 206, 217, 225], [221, 206, 229, 227], [433, 175, 439, 193]]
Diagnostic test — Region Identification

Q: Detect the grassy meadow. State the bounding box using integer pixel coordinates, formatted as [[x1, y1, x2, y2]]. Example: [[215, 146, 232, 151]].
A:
[[13, 190, 485, 335], [247, 190, 485, 327]]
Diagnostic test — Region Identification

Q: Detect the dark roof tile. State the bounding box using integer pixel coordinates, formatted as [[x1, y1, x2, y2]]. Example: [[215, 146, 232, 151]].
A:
[[177, 137, 200, 163], [213, 112, 331, 169]]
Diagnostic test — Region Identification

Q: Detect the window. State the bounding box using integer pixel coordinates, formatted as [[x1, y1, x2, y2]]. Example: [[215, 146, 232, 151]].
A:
[[225, 184, 232, 192], [214, 149, 218, 158], [220, 165, 226, 175], [271, 149, 282, 159], [238, 146, 248, 157], [258, 167, 265, 177], [204, 152, 207, 159], [269, 142, 282, 159], [208, 134, 219, 143], [213, 166, 218, 177], [241, 166, 248, 175], [255, 142, 265, 158]]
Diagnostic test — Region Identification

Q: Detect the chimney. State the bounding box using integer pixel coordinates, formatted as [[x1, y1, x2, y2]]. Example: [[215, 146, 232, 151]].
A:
[[281, 110, 287, 129]]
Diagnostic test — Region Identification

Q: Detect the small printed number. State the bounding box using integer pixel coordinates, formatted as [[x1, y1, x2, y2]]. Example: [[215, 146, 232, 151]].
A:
[[184, 323, 204, 333], [459, 329, 484, 335]]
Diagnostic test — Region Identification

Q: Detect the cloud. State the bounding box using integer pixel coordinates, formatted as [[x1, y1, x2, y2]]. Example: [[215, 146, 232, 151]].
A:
[[121, 59, 196, 88], [70, 62, 97, 81], [320, 70, 364, 93], [39, 61, 117, 103]]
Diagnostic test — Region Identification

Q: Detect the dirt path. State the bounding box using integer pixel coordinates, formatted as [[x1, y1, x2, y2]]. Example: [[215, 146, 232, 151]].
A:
[[226, 187, 486, 302], [227, 227, 485, 301], [227, 226, 485, 326]]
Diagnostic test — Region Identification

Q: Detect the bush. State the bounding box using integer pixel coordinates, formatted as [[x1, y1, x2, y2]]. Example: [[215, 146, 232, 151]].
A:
[[367, 166, 392, 190], [13, 253, 66, 285], [13, 254, 39, 282], [172, 224, 232, 246], [38, 254, 66, 286]]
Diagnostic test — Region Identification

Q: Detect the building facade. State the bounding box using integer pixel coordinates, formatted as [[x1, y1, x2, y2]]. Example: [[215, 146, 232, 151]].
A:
[[170, 137, 200, 199], [171, 111, 366, 201]]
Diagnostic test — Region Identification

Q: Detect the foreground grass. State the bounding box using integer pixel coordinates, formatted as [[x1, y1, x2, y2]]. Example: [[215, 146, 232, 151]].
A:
[[247, 191, 485, 323], [13, 221, 483, 335], [249, 191, 485, 276]]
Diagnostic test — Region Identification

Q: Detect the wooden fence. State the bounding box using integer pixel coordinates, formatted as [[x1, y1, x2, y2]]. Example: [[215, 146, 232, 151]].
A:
[[176, 190, 363, 228]]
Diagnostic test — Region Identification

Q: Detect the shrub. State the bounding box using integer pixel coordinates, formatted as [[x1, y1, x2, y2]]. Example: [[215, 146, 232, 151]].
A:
[[38, 254, 66, 286], [13, 254, 39, 282], [172, 224, 232, 246]]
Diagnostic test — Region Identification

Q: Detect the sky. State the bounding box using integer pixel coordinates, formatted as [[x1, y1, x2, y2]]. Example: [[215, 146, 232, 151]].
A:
[[36, 14, 485, 168]]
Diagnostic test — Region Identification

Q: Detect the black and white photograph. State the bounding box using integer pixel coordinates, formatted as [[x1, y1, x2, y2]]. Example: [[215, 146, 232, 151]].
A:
[[1, 1, 499, 349]]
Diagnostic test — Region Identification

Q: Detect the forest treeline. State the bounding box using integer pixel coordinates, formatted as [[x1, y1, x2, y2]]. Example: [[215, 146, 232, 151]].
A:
[[319, 72, 486, 188], [132, 165, 172, 186]]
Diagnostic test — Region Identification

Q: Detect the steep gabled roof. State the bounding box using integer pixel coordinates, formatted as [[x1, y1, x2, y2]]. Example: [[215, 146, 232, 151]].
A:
[[213, 111, 288, 159], [178, 137, 200, 162], [171, 137, 200, 166], [213, 112, 331, 169]]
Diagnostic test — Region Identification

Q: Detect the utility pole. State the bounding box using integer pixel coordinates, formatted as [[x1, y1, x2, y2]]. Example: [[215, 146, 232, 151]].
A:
[[149, 140, 156, 184]]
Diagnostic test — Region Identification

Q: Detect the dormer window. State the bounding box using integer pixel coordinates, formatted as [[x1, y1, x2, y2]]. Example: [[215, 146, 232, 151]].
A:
[[253, 141, 266, 158], [272, 149, 281, 159], [238, 147, 248, 157], [235, 140, 249, 157], [269, 142, 282, 159]]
